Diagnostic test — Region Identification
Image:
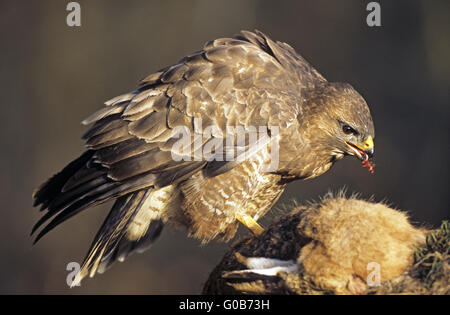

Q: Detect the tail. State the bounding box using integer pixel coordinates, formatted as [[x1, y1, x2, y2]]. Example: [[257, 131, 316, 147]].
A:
[[71, 188, 164, 286], [32, 152, 165, 285]]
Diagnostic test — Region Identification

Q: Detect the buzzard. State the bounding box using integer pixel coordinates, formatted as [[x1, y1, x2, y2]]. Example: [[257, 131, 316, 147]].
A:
[[32, 30, 375, 285]]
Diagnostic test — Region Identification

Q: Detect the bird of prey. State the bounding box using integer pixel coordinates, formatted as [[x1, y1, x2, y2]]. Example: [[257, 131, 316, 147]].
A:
[[32, 30, 375, 285]]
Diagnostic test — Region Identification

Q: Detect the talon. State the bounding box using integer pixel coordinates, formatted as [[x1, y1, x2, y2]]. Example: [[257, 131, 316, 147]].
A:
[[236, 214, 264, 236]]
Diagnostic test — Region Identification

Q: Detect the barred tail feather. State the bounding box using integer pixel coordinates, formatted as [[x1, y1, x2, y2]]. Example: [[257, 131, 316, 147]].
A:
[[71, 189, 164, 286]]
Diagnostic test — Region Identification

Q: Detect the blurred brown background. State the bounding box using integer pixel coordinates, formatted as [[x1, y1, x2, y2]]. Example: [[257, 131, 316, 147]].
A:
[[0, 0, 448, 294]]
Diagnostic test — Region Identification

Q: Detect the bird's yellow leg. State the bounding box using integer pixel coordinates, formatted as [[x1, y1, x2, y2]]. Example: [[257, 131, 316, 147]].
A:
[[236, 214, 264, 236]]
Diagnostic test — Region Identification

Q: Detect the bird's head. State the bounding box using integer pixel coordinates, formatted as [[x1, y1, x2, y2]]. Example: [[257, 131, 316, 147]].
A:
[[305, 82, 375, 173]]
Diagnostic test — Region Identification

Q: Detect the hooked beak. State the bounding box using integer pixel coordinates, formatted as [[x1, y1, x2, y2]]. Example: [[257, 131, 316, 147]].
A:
[[346, 136, 374, 161]]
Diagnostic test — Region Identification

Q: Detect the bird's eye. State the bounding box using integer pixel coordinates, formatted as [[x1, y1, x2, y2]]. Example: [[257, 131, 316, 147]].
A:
[[342, 125, 357, 135]]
